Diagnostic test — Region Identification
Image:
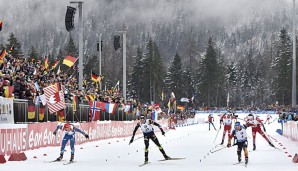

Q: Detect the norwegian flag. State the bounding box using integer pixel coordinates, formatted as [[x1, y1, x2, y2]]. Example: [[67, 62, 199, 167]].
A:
[[89, 101, 102, 121], [44, 84, 66, 114]]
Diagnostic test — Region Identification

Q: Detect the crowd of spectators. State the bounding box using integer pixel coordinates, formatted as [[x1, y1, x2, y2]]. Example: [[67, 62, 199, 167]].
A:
[[0, 53, 131, 106], [278, 109, 298, 122]]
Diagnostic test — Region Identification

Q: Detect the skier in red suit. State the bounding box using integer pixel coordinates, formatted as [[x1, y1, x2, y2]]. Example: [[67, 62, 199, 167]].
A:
[[220, 113, 235, 145], [245, 114, 274, 150]]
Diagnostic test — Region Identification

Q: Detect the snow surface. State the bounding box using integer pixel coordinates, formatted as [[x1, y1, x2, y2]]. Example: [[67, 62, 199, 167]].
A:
[[1, 114, 297, 171]]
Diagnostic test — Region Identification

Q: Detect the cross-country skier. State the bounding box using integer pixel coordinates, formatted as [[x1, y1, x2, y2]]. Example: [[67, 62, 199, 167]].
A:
[[53, 123, 89, 162], [220, 113, 235, 145], [208, 114, 217, 131], [129, 115, 170, 164], [264, 114, 272, 124], [245, 114, 274, 150], [227, 121, 249, 164]]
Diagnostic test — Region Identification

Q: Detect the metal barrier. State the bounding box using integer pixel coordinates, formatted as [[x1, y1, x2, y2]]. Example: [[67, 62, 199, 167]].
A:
[[13, 99, 136, 123]]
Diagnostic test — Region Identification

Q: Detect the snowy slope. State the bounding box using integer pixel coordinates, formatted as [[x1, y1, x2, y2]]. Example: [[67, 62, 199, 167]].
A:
[[0, 114, 297, 171]]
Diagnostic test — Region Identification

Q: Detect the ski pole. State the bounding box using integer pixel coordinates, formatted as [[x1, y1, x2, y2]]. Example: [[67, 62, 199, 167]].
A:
[[213, 126, 221, 143], [210, 146, 227, 153]]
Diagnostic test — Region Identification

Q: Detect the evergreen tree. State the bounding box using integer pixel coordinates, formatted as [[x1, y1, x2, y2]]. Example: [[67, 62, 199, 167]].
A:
[[65, 36, 78, 57], [272, 28, 292, 105], [196, 37, 218, 107], [6, 32, 22, 57], [142, 38, 165, 103], [152, 42, 165, 102], [182, 69, 195, 99], [142, 39, 154, 102], [129, 47, 144, 101], [28, 46, 39, 62], [227, 62, 237, 107], [165, 53, 184, 101]]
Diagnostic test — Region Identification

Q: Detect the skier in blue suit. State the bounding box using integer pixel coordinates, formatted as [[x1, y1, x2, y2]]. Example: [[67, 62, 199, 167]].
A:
[[53, 123, 89, 162]]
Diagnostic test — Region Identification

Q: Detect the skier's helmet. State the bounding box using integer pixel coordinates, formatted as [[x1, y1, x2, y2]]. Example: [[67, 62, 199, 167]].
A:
[[140, 115, 145, 120], [234, 122, 241, 127], [64, 123, 71, 128]]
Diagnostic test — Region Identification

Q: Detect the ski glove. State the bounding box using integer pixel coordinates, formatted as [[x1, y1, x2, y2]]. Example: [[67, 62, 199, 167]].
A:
[[53, 131, 57, 135], [161, 129, 165, 136], [85, 134, 89, 139]]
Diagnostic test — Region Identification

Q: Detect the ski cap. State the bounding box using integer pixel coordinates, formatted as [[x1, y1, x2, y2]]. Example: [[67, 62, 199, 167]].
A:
[[140, 115, 145, 120], [64, 123, 70, 128], [235, 122, 240, 127]]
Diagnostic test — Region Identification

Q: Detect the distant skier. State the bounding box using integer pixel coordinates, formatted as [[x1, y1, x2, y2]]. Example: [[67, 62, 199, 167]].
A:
[[220, 113, 235, 145], [129, 115, 170, 164], [227, 121, 249, 164], [53, 122, 89, 162], [245, 114, 274, 150], [208, 114, 217, 131], [264, 114, 272, 124]]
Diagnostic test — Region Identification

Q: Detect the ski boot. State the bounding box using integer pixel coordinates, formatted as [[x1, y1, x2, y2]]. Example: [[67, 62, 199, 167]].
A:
[[245, 157, 248, 164], [164, 154, 171, 160], [144, 157, 149, 164], [70, 154, 74, 162], [56, 154, 63, 161], [253, 144, 256, 151], [220, 140, 224, 145], [238, 155, 241, 162]]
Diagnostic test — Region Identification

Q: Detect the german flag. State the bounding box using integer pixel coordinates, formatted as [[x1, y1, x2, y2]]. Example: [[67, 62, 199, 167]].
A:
[[28, 100, 35, 120], [52, 60, 59, 70], [0, 49, 6, 64], [85, 94, 95, 101], [91, 71, 101, 82], [39, 104, 45, 121], [63, 55, 77, 67], [85, 95, 91, 102], [0, 20, 2, 31]]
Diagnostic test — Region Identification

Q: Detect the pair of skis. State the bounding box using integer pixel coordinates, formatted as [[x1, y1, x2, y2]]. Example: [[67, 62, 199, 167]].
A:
[[46, 159, 76, 165], [139, 157, 185, 167], [233, 161, 248, 167]]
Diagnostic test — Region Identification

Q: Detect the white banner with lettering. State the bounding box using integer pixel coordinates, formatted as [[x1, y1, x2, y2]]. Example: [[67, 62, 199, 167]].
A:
[[0, 97, 14, 124]]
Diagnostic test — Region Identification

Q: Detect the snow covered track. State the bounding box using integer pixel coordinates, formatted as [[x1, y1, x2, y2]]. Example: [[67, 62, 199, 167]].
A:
[[0, 115, 297, 171]]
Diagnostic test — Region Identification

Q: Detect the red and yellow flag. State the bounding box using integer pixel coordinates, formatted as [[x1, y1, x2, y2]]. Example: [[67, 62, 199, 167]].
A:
[[4, 86, 14, 98], [58, 109, 65, 122], [91, 71, 101, 82], [52, 60, 59, 70], [44, 57, 49, 69], [9, 45, 14, 53], [28, 101, 35, 120], [63, 56, 77, 67], [0, 49, 6, 64], [39, 105, 45, 121]]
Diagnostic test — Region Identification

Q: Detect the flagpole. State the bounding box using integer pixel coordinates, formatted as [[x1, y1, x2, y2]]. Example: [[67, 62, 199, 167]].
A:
[[98, 33, 102, 91]]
